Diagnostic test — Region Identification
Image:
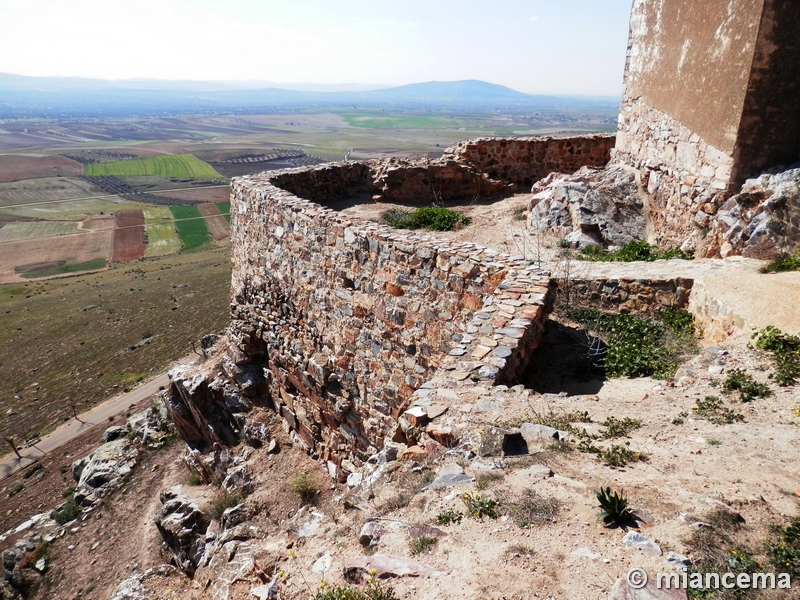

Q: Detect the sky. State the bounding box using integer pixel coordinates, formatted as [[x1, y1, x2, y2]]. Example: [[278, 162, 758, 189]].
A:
[[0, 0, 634, 96]]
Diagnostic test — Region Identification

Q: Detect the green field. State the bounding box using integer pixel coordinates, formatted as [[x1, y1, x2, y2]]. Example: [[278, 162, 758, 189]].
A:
[[0, 221, 81, 243], [340, 113, 468, 130], [20, 258, 107, 279], [215, 202, 231, 223], [142, 206, 182, 257], [169, 205, 212, 251], [85, 154, 222, 179]]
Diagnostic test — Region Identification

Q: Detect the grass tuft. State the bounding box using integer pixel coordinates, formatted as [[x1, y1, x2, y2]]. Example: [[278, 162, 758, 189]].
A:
[[381, 206, 471, 231]]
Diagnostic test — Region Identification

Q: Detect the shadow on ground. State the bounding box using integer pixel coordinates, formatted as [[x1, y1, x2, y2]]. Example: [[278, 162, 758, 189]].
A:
[[520, 319, 606, 395]]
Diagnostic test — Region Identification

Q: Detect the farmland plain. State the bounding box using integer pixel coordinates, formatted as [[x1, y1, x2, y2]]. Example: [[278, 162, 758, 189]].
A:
[[0, 105, 614, 441]]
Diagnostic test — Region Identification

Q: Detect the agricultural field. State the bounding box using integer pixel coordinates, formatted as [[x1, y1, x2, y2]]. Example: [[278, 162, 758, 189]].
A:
[[0, 176, 106, 206], [0, 220, 80, 243], [216, 202, 231, 223], [156, 185, 231, 204], [197, 203, 230, 240], [84, 153, 221, 179], [0, 227, 114, 283], [112, 209, 146, 261], [143, 206, 182, 257], [0, 196, 145, 221], [0, 154, 82, 182], [169, 205, 212, 251], [0, 247, 231, 442]]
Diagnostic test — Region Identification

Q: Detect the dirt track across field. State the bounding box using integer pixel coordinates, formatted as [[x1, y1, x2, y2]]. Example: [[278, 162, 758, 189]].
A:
[[197, 203, 230, 240]]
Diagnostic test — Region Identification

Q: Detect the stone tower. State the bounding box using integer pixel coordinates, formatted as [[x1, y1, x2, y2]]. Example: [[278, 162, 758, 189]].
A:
[[615, 0, 800, 193]]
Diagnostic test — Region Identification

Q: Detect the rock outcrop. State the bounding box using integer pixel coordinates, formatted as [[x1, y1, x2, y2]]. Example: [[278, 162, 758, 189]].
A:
[[71, 437, 139, 507], [527, 165, 646, 248], [154, 487, 209, 576], [712, 167, 800, 258]]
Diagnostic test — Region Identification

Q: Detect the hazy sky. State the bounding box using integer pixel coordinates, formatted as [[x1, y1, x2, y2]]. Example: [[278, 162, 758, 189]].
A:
[[0, 0, 633, 96]]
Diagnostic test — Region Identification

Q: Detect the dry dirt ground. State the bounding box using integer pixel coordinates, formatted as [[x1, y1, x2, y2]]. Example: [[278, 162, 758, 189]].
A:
[[3, 333, 798, 600], [0, 155, 82, 183]]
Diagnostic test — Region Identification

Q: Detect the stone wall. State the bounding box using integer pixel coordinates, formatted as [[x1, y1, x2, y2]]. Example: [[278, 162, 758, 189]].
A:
[[562, 276, 694, 317], [227, 166, 552, 476], [444, 134, 615, 190]]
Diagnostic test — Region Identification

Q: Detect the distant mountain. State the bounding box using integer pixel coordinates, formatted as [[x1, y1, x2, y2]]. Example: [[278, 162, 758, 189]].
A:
[[0, 72, 619, 119]]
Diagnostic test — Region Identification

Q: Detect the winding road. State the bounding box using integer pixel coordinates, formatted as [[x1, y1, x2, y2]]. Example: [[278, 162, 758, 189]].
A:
[[0, 355, 197, 480]]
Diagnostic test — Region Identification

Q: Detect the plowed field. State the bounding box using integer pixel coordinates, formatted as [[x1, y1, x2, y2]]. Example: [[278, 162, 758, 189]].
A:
[[0, 155, 82, 182], [197, 203, 230, 240], [112, 209, 145, 261]]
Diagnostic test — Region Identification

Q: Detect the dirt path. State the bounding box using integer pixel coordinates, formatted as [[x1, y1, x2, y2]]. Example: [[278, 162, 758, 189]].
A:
[[0, 354, 198, 480]]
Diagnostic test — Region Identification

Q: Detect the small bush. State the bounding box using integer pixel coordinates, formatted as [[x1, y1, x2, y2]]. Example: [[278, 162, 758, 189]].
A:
[[460, 492, 499, 519], [209, 490, 242, 521], [578, 240, 693, 262], [435, 509, 464, 526], [507, 544, 536, 557], [722, 369, 772, 401], [409, 535, 438, 556], [752, 326, 800, 386], [761, 251, 800, 273], [290, 473, 318, 504], [187, 470, 202, 486], [314, 581, 398, 600], [381, 206, 471, 231], [22, 464, 43, 479], [595, 487, 631, 527], [707, 439, 722, 446], [601, 417, 642, 439], [51, 495, 79, 525], [693, 396, 745, 425], [600, 444, 648, 468], [381, 493, 410, 513], [8, 482, 24, 497]]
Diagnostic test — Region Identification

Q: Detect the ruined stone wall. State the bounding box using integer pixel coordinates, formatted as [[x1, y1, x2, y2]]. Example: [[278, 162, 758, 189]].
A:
[[563, 277, 694, 317], [445, 134, 615, 190], [228, 167, 551, 476]]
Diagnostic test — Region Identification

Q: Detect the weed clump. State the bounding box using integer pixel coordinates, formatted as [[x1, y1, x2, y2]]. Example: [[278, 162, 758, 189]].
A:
[[409, 535, 438, 556], [722, 369, 772, 401], [507, 490, 560, 528], [435, 509, 463, 526], [566, 308, 697, 379], [578, 241, 693, 262], [460, 492, 499, 519], [209, 490, 242, 520], [760, 251, 800, 273], [290, 473, 318, 504], [693, 396, 745, 425], [600, 416, 642, 439], [51, 492, 79, 525], [765, 516, 800, 577], [752, 326, 800, 386], [381, 206, 471, 231]]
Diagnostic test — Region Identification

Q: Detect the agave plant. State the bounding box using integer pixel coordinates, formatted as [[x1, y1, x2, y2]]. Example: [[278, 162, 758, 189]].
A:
[[595, 486, 631, 526]]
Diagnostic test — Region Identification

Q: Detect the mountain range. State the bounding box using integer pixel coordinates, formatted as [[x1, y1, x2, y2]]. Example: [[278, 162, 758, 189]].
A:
[[0, 72, 620, 119]]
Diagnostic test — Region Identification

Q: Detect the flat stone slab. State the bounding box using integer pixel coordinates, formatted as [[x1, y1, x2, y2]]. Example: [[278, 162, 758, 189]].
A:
[[344, 554, 447, 583]]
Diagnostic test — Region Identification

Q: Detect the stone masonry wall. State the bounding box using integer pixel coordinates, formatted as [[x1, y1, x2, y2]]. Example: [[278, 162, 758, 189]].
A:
[[613, 98, 734, 251], [563, 276, 694, 317], [444, 134, 615, 190], [228, 167, 552, 477]]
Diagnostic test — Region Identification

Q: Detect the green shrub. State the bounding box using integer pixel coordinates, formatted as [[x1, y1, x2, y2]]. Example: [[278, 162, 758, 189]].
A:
[[51, 495, 79, 525], [209, 490, 242, 520], [8, 482, 24, 497], [722, 369, 772, 401], [693, 396, 745, 425], [187, 470, 203, 486], [409, 535, 438, 556], [381, 206, 471, 231], [435, 509, 463, 526], [313, 580, 397, 600], [601, 417, 642, 439], [290, 473, 318, 504], [578, 241, 693, 262], [752, 326, 800, 386], [567, 308, 696, 379], [595, 487, 631, 526], [600, 444, 649, 467], [761, 251, 800, 273]]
